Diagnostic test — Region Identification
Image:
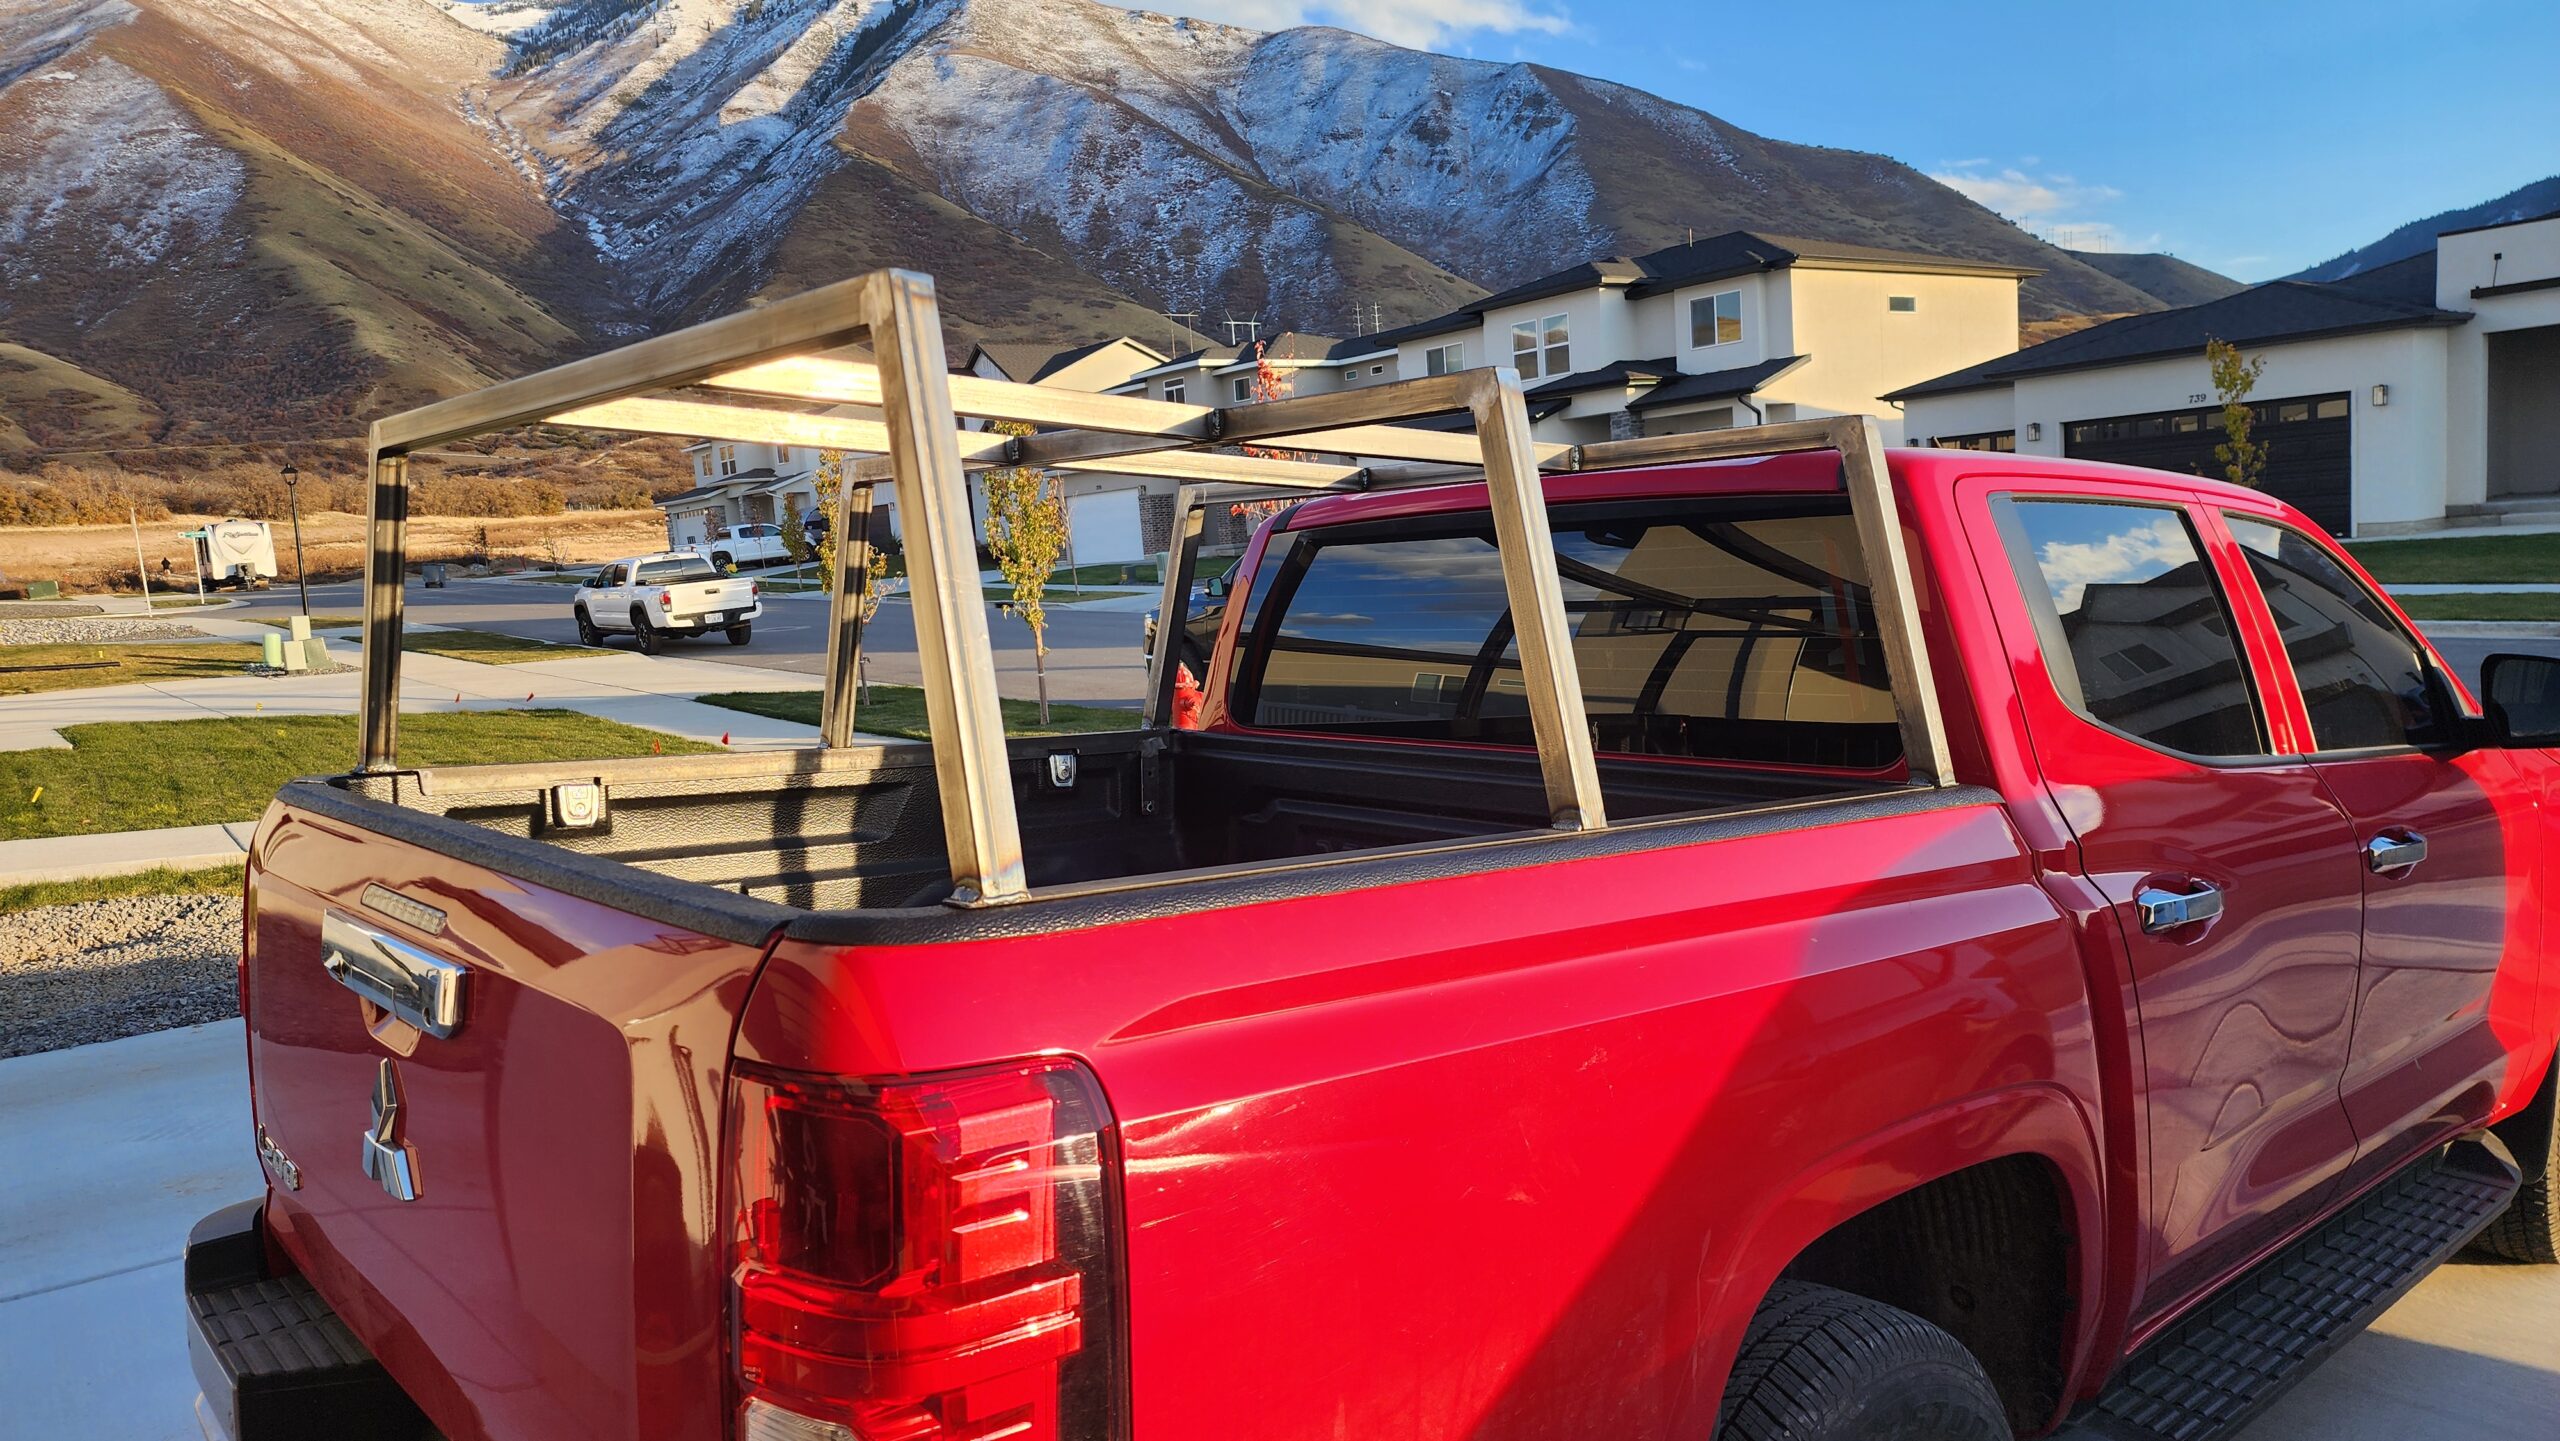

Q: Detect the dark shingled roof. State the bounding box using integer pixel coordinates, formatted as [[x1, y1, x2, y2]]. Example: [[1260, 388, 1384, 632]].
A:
[[1391, 398, 1573, 434], [2327, 251, 2439, 306], [1884, 279, 2470, 401], [1213, 332, 1341, 368], [1524, 357, 1681, 400], [1625, 355, 1808, 412]]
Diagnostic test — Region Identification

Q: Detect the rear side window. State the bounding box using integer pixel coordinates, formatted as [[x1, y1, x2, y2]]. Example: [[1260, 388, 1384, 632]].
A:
[[1993, 498, 2264, 758], [1229, 497, 1900, 768], [2224, 515, 2445, 750]]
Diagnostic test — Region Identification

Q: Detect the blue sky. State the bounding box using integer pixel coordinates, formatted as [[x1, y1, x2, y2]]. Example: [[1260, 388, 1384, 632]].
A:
[[1148, 0, 2560, 281]]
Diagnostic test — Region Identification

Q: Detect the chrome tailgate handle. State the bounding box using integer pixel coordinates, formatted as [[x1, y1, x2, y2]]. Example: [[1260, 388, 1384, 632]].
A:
[[2135, 882, 2224, 934], [322, 912, 467, 1038], [2365, 832, 2428, 875]]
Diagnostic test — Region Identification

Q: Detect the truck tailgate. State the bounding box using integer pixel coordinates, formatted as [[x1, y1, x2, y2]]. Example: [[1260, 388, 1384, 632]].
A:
[[244, 791, 789, 1441], [670, 579, 752, 619]]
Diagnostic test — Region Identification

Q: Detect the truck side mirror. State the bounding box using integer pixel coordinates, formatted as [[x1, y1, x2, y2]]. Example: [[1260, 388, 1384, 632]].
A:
[[2480, 653, 2560, 747]]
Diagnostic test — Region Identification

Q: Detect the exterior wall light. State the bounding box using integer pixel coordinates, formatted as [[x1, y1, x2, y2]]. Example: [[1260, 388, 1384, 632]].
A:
[[2025, 422, 2043, 442], [2370, 384, 2390, 407]]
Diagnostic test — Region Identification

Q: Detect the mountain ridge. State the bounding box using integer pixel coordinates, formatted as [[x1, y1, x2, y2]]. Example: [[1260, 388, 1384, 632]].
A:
[[5, 0, 2199, 455], [2288, 174, 2560, 282]]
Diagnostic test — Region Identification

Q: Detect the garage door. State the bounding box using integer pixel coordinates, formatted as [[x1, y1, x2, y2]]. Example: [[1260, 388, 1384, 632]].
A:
[[2064, 393, 2353, 534], [1066, 488, 1145, 565]]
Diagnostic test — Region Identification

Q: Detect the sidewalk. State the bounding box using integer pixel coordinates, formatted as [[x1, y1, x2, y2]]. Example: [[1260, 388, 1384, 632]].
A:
[[0, 628, 828, 751]]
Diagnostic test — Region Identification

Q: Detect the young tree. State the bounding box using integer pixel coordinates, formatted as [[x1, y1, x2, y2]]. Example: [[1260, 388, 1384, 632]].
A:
[[980, 420, 1070, 723], [2206, 337, 2270, 488], [780, 492, 812, 581]]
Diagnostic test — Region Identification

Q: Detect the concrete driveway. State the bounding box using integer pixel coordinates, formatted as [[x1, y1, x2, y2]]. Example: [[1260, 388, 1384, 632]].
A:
[[0, 1023, 2553, 1440]]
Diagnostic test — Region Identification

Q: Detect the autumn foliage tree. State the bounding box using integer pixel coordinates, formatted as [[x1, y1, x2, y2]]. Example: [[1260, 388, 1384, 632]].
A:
[[980, 420, 1069, 723], [2206, 338, 2270, 488]]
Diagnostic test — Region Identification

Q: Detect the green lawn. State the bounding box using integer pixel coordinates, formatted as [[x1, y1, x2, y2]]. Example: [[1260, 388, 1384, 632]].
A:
[[147, 595, 233, 609], [2394, 592, 2560, 622], [695, 687, 1135, 741], [1051, 559, 1158, 586], [0, 863, 244, 915], [0, 643, 267, 696], [2347, 532, 2560, 585], [0, 710, 713, 841], [521, 572, 597, 586], [403, 629, 595, 664]]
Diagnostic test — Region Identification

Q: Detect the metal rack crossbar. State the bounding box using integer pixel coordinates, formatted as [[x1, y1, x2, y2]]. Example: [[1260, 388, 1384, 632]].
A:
[[357, 269, 1949, 907]]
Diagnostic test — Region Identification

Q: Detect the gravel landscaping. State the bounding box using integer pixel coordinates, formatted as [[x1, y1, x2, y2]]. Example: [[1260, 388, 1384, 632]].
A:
[[0, 617, 206, 645], [0, 892, 242, 1057]]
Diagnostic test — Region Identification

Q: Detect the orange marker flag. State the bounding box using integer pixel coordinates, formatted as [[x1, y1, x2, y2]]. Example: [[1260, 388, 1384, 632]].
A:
[[720, 732, 731, 747]]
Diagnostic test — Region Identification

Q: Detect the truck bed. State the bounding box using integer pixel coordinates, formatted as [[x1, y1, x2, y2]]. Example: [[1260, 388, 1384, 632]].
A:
[[289, 728, 1908, 925]]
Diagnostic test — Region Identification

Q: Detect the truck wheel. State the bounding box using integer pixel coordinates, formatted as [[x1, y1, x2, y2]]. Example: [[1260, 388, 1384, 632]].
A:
[[632, 609, 662, 655], [575, 608, 603, 647], [712, 551, 734, 571], [1716, 1281, 2006, 1441], [2474, 1054, 2560, 1263], [726, 623, 752, 646]]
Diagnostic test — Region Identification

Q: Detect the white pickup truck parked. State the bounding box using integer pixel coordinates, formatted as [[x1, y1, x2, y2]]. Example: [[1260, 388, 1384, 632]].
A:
[[572, 552, 761, 652], [691, 522, 794, 570]]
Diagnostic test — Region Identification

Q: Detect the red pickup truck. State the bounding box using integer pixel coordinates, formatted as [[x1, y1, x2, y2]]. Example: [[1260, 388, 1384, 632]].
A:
[[185, 275, 2560, 1441]]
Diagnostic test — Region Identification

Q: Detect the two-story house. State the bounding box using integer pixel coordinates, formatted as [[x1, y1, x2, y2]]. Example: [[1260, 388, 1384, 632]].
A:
[[1364, 230, 2033, 447], [661, 438, 820, 553]]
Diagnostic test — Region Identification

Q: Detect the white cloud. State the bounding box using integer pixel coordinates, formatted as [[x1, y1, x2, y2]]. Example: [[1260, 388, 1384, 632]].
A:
[[1928, 161, 2163, 253], [2034, 514, 2193, 611], [1133, 0, 1571, 49]]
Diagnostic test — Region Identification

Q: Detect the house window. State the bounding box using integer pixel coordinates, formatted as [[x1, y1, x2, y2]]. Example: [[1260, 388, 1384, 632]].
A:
[[716, 445, 739, 477], [1510, 313, 1569, 379], [1889, 296, 1918, 313], [1425, 342, 1464, 376], [1690, 290, 1743, 348], [1343, 368, 1360, 381], [774, 445, 792, 464], [1232, 376, 1253, 403], [694, 453, 711, 480], [1370, 364, 1386, 375], [1164, 378, 1185, 404]]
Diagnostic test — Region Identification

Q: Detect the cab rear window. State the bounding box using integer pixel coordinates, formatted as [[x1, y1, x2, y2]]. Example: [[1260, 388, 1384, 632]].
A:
[[638, 557, 719, 584], [1227, 496, 1899, 769]]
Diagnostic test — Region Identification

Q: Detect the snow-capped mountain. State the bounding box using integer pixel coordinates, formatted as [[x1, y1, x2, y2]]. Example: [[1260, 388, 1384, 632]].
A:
[[1, 0, 2173, 450]]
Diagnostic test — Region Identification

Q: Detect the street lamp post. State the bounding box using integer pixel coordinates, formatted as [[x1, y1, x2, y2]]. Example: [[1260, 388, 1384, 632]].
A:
[[281, 463, 309, 616]]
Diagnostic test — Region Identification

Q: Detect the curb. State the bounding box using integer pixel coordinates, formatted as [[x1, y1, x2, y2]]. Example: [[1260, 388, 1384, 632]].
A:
[[2414, 621, 2560, 638], [0, 850, 249, 887]]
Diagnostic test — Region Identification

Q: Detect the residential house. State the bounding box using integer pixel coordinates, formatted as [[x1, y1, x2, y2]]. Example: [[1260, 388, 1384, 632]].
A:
[[1364, 230, 2034, 446], [1893, 209, 2560, 536], [661, 438, 819, 552]]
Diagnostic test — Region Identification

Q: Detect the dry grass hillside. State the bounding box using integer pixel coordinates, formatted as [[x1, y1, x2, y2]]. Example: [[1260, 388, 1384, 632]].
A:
[[1, 508, 670, 594]]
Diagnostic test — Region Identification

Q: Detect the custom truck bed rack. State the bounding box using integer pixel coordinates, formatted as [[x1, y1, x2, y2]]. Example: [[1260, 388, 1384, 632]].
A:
[[355, 269, 1951, 905]]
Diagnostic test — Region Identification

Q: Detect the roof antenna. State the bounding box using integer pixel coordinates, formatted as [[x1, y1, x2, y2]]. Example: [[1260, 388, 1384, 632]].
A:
[[1166, 311, 1199, 354]]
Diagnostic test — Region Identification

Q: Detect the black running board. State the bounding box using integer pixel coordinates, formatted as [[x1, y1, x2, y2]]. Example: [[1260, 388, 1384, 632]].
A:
[[2056, 1139, 2519, 1441]]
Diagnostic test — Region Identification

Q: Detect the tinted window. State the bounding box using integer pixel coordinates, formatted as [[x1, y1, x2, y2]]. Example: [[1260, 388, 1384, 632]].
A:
[[638, 557, 718, 584], [2225, 516, 2443, 750], [1232, 498, 1900, 769], [1995, 499, 2263, 757]]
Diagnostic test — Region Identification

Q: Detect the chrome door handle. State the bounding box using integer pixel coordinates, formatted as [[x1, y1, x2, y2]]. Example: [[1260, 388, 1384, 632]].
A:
[[321, 912, 467, 1038], [2135, 882, 2224, 934], [2366, 832, 2428, 874]]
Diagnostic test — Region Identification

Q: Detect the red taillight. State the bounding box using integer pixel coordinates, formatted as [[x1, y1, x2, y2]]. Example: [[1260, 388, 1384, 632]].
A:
[[659, 590, 675, 608], [728, 1060, 1123, 1441], [752, 582, 762, 599]]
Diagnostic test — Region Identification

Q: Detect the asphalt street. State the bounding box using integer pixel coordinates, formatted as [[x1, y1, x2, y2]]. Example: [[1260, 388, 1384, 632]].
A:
[[222, 569, 1159, 707]]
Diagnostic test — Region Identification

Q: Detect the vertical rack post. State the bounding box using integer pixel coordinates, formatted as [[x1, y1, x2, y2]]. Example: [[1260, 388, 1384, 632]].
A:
[[862, 271, 1028, 904], [1468, 371, 1607, 831], [818, 478, 878, 748], [358, 449, 409, 772], [1143, 484, 1209, 728]]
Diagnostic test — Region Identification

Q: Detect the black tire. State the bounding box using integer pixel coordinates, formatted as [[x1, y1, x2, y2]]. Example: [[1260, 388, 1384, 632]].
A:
[[725, 623, 753, 646], [574, 607, 603, 646], [632, 609, 662, 655], [1716, 1281, 2007, 1441], [2474, 1054, 2559, 1263], [711, 551, 734, 571]]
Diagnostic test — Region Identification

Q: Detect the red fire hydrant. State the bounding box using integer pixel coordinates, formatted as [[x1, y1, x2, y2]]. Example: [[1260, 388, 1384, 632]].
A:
[[1172, 664, 1205, 730]]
